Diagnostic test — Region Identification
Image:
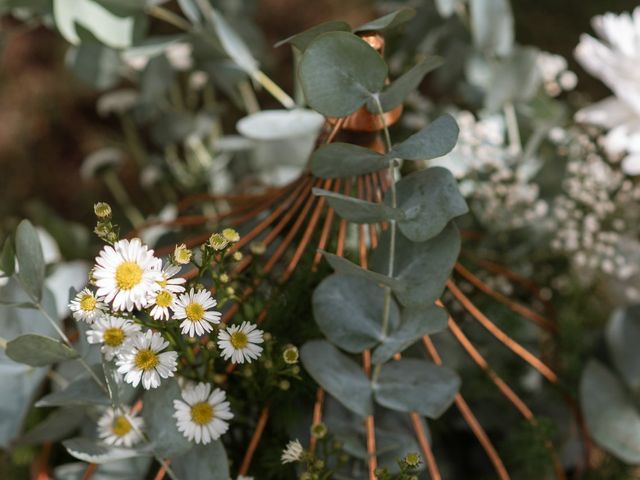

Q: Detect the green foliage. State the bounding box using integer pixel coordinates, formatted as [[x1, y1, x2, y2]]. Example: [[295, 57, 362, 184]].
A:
[[373, 359, 460, 417], [15, 220, 45, 301], [606, 305, 640, 394], [353, 8, 416, 34], [63, 437, 150, 464], [300, 340, 373, 417], [17, 408, 85, 446], [275, 21, 351, 51], [36, 375, 110, 407], [68, 42, 122, 91], [310, 143, 391, 178], [299, 32, 388, 117], [469, 0, 514, 57], [389, 114, 460, 161], [313, 274, 400, 353], [320, 251, 401, 290], [313, 188, 402, 224], [6, 334, 77, 367], [1, 238, 15, 276], [170, 442, 229, 479]]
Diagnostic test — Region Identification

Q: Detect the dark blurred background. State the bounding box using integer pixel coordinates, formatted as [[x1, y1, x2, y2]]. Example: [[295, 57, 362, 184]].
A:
[[0, 0, 637, 229]]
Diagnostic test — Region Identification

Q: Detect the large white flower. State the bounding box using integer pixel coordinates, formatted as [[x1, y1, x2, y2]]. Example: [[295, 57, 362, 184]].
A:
[[172, 288, 221, 337], [575, 7, 640, 175], [173, 382, 233, 444], [86, 315, 141, 361], [93, 238, 162, 311], [97, 407, 144, 447], [116, 330, 178, 389], [68, 288, 106, 323], [217, 321, 264, 364]]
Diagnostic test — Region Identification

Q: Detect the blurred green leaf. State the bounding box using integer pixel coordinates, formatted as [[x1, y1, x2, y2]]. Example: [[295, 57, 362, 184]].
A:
[[301, 340, 373, 417], [171, 442, 229, 479], [63, 437, 150, 464], [469, 0, 514, 57], [607, 306, 640, 394], [275, 21, 351, 51], [1, 237, 15, 276], [6, 334, 77, 367], [300, 32, 387, 117], [68, 42, 121, 91], [485, 46, 541, 111], [36, 375, 110, 407], [390, 167, 468, 242], [15, 220, 45, 301], [390, 114, 459, 161], [353, 8, 416, 33], [372, 305, 449, 364], [313, 274, 400, 353], [371, 56, 443, 112], [310, 142, 391, 178], [17, 407, 85, 446], [313, 188, 402, 224], [374, 359, 460, 417], [205, 6, 258, 74], [321, 251, 403, 290], [581, 360, 640, 464]]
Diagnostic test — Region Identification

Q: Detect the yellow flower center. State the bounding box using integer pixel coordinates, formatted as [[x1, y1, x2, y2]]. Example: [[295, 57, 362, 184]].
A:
[[134, 349, 158, 370], [115, 262, 143, 290], [155, 290, 173, 308], [230, 331, 248, 349], [103, 327, 125, 347], [190, 401, 214, 425], [79, 294, 97, 312], [186, 303, 204, 322], [111, 415, 132, 437], [158, 278, 168, 288]]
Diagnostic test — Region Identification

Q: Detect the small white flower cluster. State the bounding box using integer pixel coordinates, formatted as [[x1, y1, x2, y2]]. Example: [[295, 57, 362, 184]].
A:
[[536, 51, 578, 97], [67, 236, 265, 446], [549, 130, 640, 287]]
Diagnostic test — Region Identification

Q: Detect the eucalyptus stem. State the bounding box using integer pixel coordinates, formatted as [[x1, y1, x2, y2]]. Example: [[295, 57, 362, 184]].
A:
[[250, 70, 296, 109], [146, 5, 192, 31], [371, 95, 397, 384], [504, 102, 522, 155], [238, 79, 261, 114]]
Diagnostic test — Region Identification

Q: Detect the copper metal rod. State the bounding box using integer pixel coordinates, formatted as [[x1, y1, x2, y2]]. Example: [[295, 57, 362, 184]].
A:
[[409, 412, 442, 480], [238, 406, 270, 476], [454, 263, 556, 333], [312, 180, 341, 269], [446, 280, 558, 384], [309, 388, 326, 454]]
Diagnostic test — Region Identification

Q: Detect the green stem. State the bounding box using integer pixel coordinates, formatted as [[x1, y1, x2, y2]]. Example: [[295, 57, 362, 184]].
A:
[[238, 79, 261, 113], [504, 102, 522, 155], [371, 95, 397, 384], [250, 70, 296, 109], [146, 5, 192, 31]]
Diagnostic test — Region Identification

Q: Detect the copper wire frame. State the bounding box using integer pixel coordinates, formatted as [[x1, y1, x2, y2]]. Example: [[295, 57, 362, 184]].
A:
[[75, 120, 584, 480]]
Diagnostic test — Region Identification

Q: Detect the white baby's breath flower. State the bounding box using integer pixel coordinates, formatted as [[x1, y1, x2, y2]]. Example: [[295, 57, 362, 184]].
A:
[[97, 407, 144, 447], [217, 322, 264, 364], [172, 288, 221, 337], [281, 439, 304, 464], [68, 288, 106, 323], [86, 315, 141, 361], [575, 7, 640, 175], [116, 330, 177, 390], [173, 382, 233, 444], [93, 238, 162, 311]]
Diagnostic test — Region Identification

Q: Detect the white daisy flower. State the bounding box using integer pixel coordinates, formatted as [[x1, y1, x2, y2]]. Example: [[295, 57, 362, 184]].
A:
[[68, 288, 106, 323], [86, 315, 141, 361], [116, 330, 178, 389], [172, 288, 221, 337], [173, 382, 233, 444], [217, 322, 264, 364], [281, 439, 304, 464], [158, 263, 186, 294], [148, 288, 177, 321], [97, 407, 144, 447], [93, 238, 162, 312]]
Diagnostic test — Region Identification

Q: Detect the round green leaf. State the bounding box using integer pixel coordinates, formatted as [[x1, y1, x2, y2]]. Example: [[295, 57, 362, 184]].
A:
[[581, 360, 640, 464], [606, 306, 640, 393], [275, 21, 351, 51], [6, 334, 78, 367], [171, 442, 229, 479], [314, 188, 402, 224], [390, 114, 459, 161], [310, 142, 391, 178], [301, 340, 373, 417], [353, 8, 416, 33], [373, 359, 460, 418], [299, 32, 387, 117], [390, 167, 468, 242], [313, 274, 400, 353]]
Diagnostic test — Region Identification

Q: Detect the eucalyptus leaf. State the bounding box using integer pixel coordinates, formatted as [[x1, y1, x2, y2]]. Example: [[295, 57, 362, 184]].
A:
[[301, 340, 373, 417], [142, 378, 192, 457], [320, 251, 403, 290], [15, 219, 45, 301], [313, 274, 400, 353], [140, 55, 176, 102], [485, 47, 541, 111], [6, 334, 78, 367], [206, 7, 259, 74], [469, 0, 514, 57], [581, 360, 640, 464], [313, 188, 402, 224], [606, 305, 640, 393], [275, 21, 351, 51], [371, 222, 460, 307], [389, 167, 468, 242], [353, 8, 416, 33], [63, 437, 150, 464], [37, 375, 110, 407], [53, 457, 152, 480], [373, 359, 460, 417], [310, 142, 391, 178], [177, 0, 201, 24], [370, 56, 443, 112], [372, 305, 449, 364], [299, 32, 387, 117], [1, 238, 15, 276], [68, 43, 121, 91], [17, 407, 85, 446], [171, 441, 229, 479], [390, 114, 459, 161]]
